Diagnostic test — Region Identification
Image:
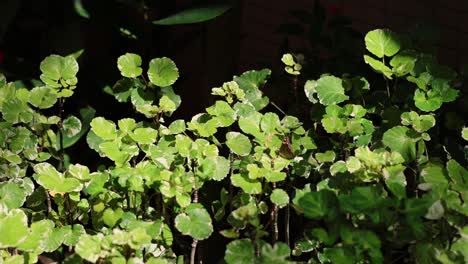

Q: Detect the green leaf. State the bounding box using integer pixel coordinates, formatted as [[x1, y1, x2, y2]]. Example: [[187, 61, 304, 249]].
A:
[[330, 161, 347, 176], [420, 163, 448, 193], [199, 156, 230, 181], [153, 4, 231, 25], [148, 57, 179, 87], [130, 127, 158, 144], [260, 242, 292, 263], [28, 86, 57, 109], [364, 29, 400, 58], [40, 55, 79, 89], [73, 0, 90, 19], [231, 173, 262, 194], [0, 209, 29, 247], [117, 53, 142, 78], [281, 54, 295, 66], [261, 112, 281, 133], [226, 132, 252, 156], [346, 156, 362, 173], [425, 200, 444, 220], [63, 107, 96, 148], [315, 150, 336, 163], [339, 186, 383, 213], [383, 165, 407, 199], [118, 118, 137, 134], [446, 160, 467, 188], [390, 50, 417, 76], [414, 89, 442, 112], [299, 190, 337, 219], [90, 117, 118, 141], [102, 208, 124, 227], [270, 189, 289, 208], [168, 120, 186, 134], [224, 239, 255, 264], [175, 204, 213, 240], [315, 76, 349, 105], [34, 163, 82, 193], [63, 224, 85, 246], [233, 69, 271, 110], [238, 112, 263, 139], [462, 127, 468, 141], [68, 163, 91, 181], [63, 115, 82, 137], [382, 126, 416, 162], [364, 55, 393, 79], [75, 234, 103, 263], [17, 219, 54, 252], [0, 182, 27, 210]]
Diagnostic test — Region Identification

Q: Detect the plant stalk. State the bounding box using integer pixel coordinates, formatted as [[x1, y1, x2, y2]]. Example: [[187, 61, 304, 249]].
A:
[[58, 98, 65, 171]]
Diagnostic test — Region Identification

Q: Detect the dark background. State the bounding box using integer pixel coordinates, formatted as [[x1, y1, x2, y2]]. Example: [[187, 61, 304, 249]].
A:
[[0, 0, 467, 120]]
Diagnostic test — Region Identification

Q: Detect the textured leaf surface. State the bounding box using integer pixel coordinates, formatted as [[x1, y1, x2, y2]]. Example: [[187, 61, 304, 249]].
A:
[[175, 204, 213, 240], [315, 76, 349, 105], [148, 57, 179, 87]]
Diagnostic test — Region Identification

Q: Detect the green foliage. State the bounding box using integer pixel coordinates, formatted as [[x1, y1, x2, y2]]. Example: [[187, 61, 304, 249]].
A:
[[153, 4, 231, 25], [0, 28, 466, 264]]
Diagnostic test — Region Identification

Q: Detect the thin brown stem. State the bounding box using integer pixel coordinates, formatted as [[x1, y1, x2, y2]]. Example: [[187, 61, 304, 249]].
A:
[[45, 190, 52, 216], [190, 239, 198, 264]]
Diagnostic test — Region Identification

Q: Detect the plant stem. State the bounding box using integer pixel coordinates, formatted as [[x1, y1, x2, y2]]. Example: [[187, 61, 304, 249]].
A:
[[270, 102, 287, 116], [45, 190, 52, 216], [190, 239, 198, 264], [191, 188, 199, 264], [58, 98, 65, 171], [271, 183, 279, 242]]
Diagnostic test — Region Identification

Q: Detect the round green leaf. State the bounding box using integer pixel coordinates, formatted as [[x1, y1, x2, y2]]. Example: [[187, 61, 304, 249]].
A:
[[0, 209, 29, 247], [226, 132, 252, 156], [90, 117, 118, 140], [40, 55, 79, 88], [270, 189, 289, 208], [17, 219, 54, 252], [63, 115, 82, 137], [68, 163, 91, 181], [117, 53, 143, 78], [174, 203, 213, 240], [130, 127, 158, 144], [0, 182, 27, 210], [118, 118, 137, 134], [261, 112, 281, 133], [224, 239, 255, 264], [148, 57, 179, 87], [364, 29, 400, 58], [315, 76, 349, 105], [34, 163, 82, 193], [199, 156, 230, 181], [75, 234, 103, 263], [231, 174, 262, 194], [346, 156, 362, 173], [382, 126, 416, 162], [414, 89, 442, 112], [28, 86, 57, 109]]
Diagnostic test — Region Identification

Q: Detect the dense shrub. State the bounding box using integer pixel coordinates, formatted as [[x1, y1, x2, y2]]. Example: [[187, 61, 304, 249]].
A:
[[0, 28, 466, 263]]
